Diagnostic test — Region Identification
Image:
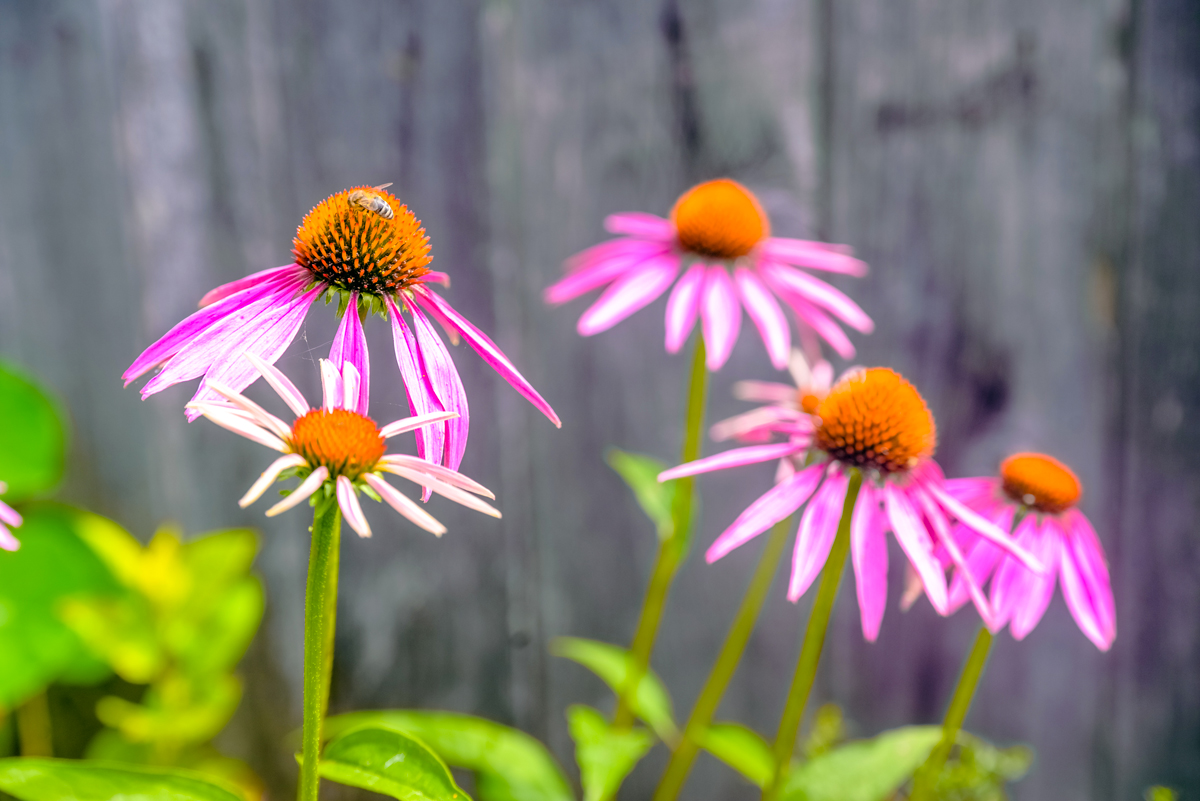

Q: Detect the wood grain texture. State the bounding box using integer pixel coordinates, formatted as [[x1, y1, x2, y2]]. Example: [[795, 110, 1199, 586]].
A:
[[0, 1, 1196, 799]]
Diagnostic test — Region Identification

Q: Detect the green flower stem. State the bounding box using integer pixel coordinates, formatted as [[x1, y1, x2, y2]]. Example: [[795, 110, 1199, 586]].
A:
[[299, 492, 342, 801], [763, 469, 862, 801], [653, 515, 794, 801], [909, 626, 994, 801], [612, 335, 709, 730], [15, 691, 52, 757]]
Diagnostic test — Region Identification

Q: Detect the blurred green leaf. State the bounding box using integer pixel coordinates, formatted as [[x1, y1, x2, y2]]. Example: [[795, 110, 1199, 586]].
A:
[[176, 577, 264, 676], [325, 710, 572, 801], [0, 758, 243, 801], [1145, 787, 1178, 801], [926, 732, 1032, 801], [0, 362, 66, 503], [802, 704, 845, 760], [701, 722, 773, 788], [0, 505, 121, 708], [60, 596, 163, 684], [551, 637, 678, 743], [567, 705, 653, 801], [319, 724, 470, 801], [607, 450, 677, 539], [781, 726, 941, 801]]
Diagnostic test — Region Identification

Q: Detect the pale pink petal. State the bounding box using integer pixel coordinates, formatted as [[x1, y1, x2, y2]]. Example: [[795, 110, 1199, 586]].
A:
[[199, 264, 308, 307], [884, 485, 948, 614], [658, 441, 805, 482], [760, 263, 873, 333], [337, 476, 372, 538], [265, 467, 328, 516], [410, 304, 470, 473], [363, 473, 447, 536], [928, 481, 1044, 574], [413, 290, 562, 428], [942, 476, 1000, 505], [700, 267, 743, 370], [0, 500, 22, 529], [664, 263, 706, 353], [417, 271, 451, 287], [546, 240, 672, 304], [380, 411, 459, 439], [577, 256, 679, 335], [1057, 511, 1116, 649], [240, 454, 307, 507], [706, 464, 825, 563], [851, 486, 888, 641], [0, 526, 19, 552], [759, 238, 867, 276], [206, 381, 292, 440], [379, 453, 494, 498], [191, 403, 287, 452], [810, 360, 834, 391], [710, 406, 805, 443], [604, 212, 676, 240], [320, 360, 343, 412], [387, 298, 444, 469], [382, 465, 501, 517], [329, 297, 370, 415], [788, 473, 849, 601], [565, 236, 667, 274], [341, 363, 361, 412], [735, 268, 790, 369], [731, 380, 797, 404], [244, 352, 310, 417], [775, 457, 796, 484]]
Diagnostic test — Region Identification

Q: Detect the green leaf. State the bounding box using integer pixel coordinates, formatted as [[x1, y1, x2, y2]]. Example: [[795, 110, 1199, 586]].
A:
[[0, 758, 243, 801], [607, 450, 677, 539], [0, 505, 121, 707], [325, 711, 572, 801], [567, 705, 654, 801], [781, 726, 942, 801], [320, 724, 471, 801], [701, 722, 773, 788], [1146, 787, 1179, 801], [0, 362, 67, 503], [551, 637, 678, 743]]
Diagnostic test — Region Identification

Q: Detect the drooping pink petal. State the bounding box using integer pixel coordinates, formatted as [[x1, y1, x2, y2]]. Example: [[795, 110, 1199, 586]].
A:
[[914, 487, 994, 626], [706, 464, 825, 563], [710, 406, 807, 443], [387, 298, 445, 471], [760, 262, 873, 333], [664, 263, 706, 353], [928, 481, 1044, 574], [1057, 511, 1116, 649], [265, 467, 329, 517], [417, 271, 452, 288], [244, 352, 310, 417], [604, 212, 676, 240], [410, 303, 470, 473], [991, 517, 1058, 638], [0, 525, 19, 552], [788, 472, 849, 601], [658, 441, 805, 482], [884, 484, 948, 614], [767, 279, 857, 359], [239, 454, 307, 508], [189, 402, 288, 452], [0, 500, 22, 529], [379, 411, 459, 439], [942, 477, 1000, 506], [362, 473, 446, 536], [199, 264, 309, 307], [206, 380, 292, 440], [413, 289, 561, 428], [735, 268, 791, 369], [577, 256, 679, 335], [947, 506, 1012, 613], [337, 475, 372, 538], [851, 486, 888, 641], [329, 295, 370, 415], [545, 243, 669, 305], [700, 267, 742, 370], [382, 464, 501, 518], [564, 236, 669, 274], [379, 453, 495, 498], [759, 238, 867, 276]]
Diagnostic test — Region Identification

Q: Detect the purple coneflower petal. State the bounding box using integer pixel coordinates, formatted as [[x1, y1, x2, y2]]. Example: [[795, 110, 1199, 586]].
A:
[[198, 264, 308, 307], [329, 296, 370, 415], [380, 411, 459, 439], [413, 289, 561, 428], [916, 488, 994, 625], [710, 406, 806, 443], [700, 267, 742, 370], [189, 402, 288, 452], [576, 256, 679, 336], [341, 364, 363, 413], [788, 472, 849, 601], [363, 473, 446, 536], [767, 280, 857, 359], [0, 500, 22, 529], [240, 454, 307, 507], [244, 352, 310, 417], [382, 465, 501, 518], [947, 507, 1012, 613], [732, 380, 797, 404], [706, 464, 825, 563], [759, 238, 867, 276], [884, 484, 949, 614], [418, 271, 452, 288], [942, 476, 1000, 505], [928, 482, 1044, 573], [320, 360, 343, 412], [993, 517, 1059, 639], [735, 268, 791, 369], [851, 486, 888, 641], [387, 299, 446, 470], [206, 381, 293, 440], [337, 476, 372, 538], [604, 212, 675, 239], [546, 241, 671, 304], [0, 526, 18, 552], [410, 304, 470, 473], [379, 454, 494, 498], [664, 263, 706, 353], [659, 441, 804, 482], [760, 263, 873, 334], [1057, 511, 1116, 649], [266, 467, 328, 517]]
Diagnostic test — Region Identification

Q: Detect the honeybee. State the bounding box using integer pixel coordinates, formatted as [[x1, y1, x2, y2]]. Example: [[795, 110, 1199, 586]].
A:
[[347, 182, 395, 220]]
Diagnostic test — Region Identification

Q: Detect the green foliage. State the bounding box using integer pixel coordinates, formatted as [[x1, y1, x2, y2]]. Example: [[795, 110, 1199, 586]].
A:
[[1145, 787, 1178, 801], [550, 637, 678, 743], [781, 726, 942, 801], [606, 450, 678, 540], [318, 724, 470, 801], [0, 505, 120, 710], [0, 361, 66, 503], [0, 757, 243, 801], [924, 732, 1032, 801], [700, 722, 773, 788], [566, 705, 653, 801], [802, 704, 846, 760], [325, 710, 573, 801]]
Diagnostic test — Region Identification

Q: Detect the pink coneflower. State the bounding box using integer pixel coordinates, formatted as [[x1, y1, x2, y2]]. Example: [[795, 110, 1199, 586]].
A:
[[944, 453, 1116, 651], [545, 178, 873, 370], [659, 368, 1044, 640], [124, 185, 560, 472], [187, 353, 500, 539], [0, 484, 21, 552], [709, 350, 838, 447]]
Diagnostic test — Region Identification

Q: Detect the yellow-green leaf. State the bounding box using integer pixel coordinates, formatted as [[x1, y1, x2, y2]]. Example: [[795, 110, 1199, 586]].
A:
[[567, 705, 653, 801], [0, 758, 243, 801], [320, 725, 471, 801], [701, 722, 773, 788]]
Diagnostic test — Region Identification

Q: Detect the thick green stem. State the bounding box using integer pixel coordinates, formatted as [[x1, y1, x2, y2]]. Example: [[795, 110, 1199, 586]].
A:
[[15, 691, 52, 757], [763, 470, 862, 801], [653, 515, 794, 801], [612, 336, 708, 730], [909, 626, 994, 801], [299, 493, 342, 801]]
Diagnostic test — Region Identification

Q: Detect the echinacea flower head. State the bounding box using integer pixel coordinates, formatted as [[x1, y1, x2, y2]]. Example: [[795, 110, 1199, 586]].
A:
[[0, 483, 22, 552], [546, 178, 874, 371], [188, 353, 500, 539], [660, 367, 1044, 641], [125, 185, 560, 473], [945, 453, 1115, 651]]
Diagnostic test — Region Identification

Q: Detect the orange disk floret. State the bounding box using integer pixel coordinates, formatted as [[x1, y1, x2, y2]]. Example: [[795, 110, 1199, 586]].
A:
[[670, 178, 769, 261], [814, 368, 936, 473], [289, 408, 386, 480], [799, 392, 822, 414], [293, 186, 432, 296], [1000, 452, 1081, 514]]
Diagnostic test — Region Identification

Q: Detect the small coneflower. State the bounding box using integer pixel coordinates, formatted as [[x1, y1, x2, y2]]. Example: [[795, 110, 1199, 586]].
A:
[[659, 368, 1044, 640], [944, 453, 1116, 651], [187, 353, 499, 538], [545, 178, 873, 370], [0, 484, 21, 552], [125, 185, 560, 472]]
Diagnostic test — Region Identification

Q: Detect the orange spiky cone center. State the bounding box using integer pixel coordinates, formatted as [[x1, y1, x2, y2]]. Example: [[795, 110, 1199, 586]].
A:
[[292, 186, 432, 295], [814, 368, 936, 473], [670, 178, 769, 260], [288, 408, 386, 480], [1000, 453, 1081, 514]]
